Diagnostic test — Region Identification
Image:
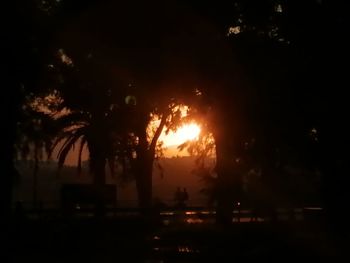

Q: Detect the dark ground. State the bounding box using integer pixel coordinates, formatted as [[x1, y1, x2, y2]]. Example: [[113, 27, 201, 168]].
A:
[[8, 212, 349, 262]]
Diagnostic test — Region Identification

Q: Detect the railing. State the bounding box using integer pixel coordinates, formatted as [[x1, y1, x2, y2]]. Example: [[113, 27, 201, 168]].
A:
[[12, 201, 324, 223]]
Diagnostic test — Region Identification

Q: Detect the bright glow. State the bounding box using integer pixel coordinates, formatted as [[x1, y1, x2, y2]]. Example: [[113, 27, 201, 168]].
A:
[[160, 123, 200, 147], [147, 106, 202, 157]]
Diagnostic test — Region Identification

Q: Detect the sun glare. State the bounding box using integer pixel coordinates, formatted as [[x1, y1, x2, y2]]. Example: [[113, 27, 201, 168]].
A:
[[160, 123, 201, 147]]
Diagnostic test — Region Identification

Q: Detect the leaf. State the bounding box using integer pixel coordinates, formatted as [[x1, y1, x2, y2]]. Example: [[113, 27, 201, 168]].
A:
[[54, 111, 89, 131], [49, 130, 74, 158], [55, 126, 87, 158], [177, 141, 189, 151], [77, 137, 87, 176], [57, 131, 83, 169]]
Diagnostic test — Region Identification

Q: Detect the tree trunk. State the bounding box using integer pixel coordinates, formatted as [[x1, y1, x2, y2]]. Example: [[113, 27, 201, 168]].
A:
[[134, 111, 166, 218], [135, 149, 153, 214], [92, 154, 106, 217], [92, 155, 106, 186], [88, 116, 108, 216], [213, 105, 244, 225], [88, 134, 107, 217], [215, 134, 234, 225]]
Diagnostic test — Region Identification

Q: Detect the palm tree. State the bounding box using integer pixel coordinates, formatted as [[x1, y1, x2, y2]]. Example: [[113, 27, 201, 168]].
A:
[[50, 108, 124, 187], [49, 107, 127, 216], [15, 107, 55, 209]]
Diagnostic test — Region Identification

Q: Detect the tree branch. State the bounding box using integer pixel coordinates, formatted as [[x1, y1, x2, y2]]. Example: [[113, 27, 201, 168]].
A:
[[149, 112, 168, 153]]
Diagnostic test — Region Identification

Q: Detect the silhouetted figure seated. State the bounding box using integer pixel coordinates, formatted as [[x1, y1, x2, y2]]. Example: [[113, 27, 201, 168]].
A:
[[174, 187, 189, 209]]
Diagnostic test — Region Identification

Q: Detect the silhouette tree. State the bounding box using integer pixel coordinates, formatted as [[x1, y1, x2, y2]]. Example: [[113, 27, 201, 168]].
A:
[[129, 100, 188, 211], [15, 102, 55, 209], [3, 0, 65, 220], [7, 0, 122, 216], [43, 0, 222, 213], [7, 0, 347, 231], [180, 0, 339, 224], [42, 49, 131, 208]]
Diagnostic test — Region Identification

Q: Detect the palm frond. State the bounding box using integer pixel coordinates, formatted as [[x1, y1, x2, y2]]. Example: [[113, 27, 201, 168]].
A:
[[77, 136, 87, 176], [57, 130, 85, 169], [55, 126, 88, 158], [56, 133, 77, 158], [49, 130, 75, 158], [54, 111, 90, 130]]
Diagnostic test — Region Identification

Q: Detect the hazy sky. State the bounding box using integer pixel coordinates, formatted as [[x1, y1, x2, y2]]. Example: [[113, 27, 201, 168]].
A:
[[57, 123, 199, 166]]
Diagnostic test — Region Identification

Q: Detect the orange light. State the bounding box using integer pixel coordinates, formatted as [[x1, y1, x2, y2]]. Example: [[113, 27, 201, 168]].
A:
[[160, 123, 200, 147]]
